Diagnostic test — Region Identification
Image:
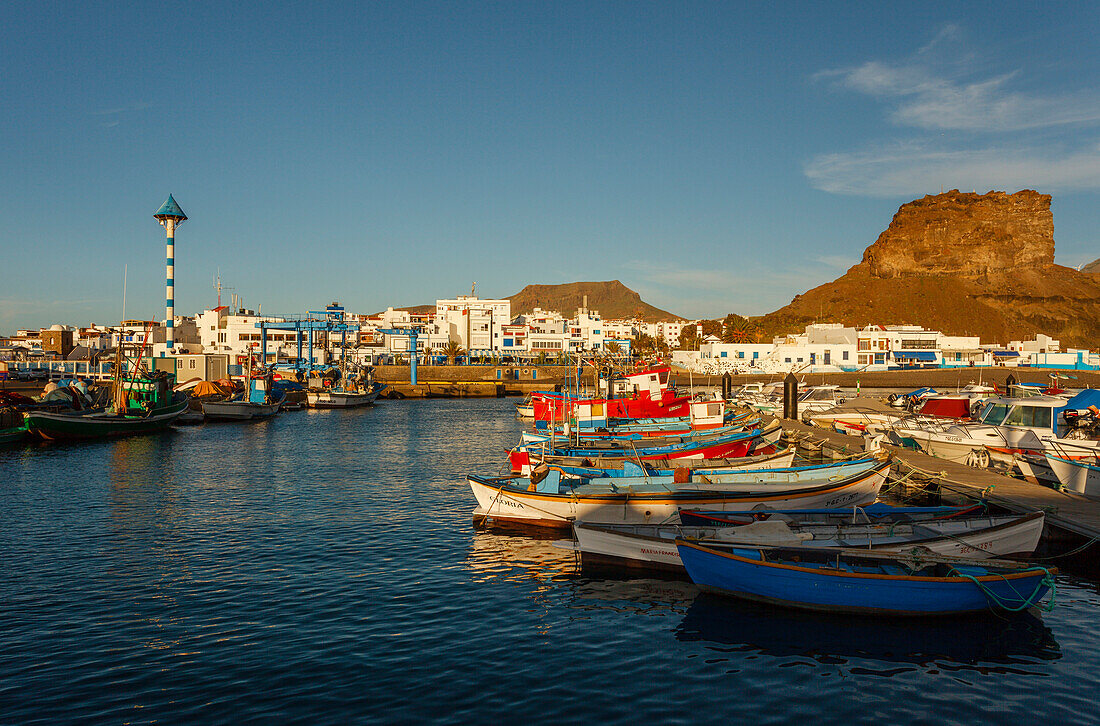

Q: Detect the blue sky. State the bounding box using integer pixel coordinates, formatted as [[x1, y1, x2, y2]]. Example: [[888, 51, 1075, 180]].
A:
[[2, 2, 1099, 330]]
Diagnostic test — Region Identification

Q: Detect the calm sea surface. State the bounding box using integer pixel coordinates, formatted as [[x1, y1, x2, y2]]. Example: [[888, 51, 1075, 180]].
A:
[[3, 398, 1100, 724]]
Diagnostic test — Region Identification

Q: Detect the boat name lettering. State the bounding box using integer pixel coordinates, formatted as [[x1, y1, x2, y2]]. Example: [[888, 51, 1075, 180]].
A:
[[639, 548, 678, 557]]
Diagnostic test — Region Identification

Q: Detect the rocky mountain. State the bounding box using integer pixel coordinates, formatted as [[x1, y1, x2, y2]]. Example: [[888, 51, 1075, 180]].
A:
[[507, 280, 683, 322], [754, 190, 1100, 348], [1081, 258, 1100, 274]]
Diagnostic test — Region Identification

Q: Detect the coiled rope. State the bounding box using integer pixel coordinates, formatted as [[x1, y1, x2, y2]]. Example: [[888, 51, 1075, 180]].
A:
[[947, 565, 1058, 613]]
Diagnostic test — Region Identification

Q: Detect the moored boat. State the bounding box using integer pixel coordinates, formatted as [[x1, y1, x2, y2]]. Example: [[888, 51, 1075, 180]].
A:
[[561, 509, 1044, 573], [24, 388, 188, 440], [307, 381, 387, 408], [202, 390, 285, 421], [1044, 453, 1100, 498], [676, 541, 1056, 615], [469, 458, 889, 529]]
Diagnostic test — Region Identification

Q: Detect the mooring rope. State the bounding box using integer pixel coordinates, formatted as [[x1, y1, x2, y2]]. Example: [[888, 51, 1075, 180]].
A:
[[947, 565, 1057, 613]]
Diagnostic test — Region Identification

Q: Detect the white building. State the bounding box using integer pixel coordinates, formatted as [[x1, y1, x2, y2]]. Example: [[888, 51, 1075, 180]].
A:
[[434, 295, 511, 355]]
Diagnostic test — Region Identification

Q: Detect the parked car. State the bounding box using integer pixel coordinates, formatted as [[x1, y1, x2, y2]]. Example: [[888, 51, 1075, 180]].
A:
[[0, 371, 9, 381]]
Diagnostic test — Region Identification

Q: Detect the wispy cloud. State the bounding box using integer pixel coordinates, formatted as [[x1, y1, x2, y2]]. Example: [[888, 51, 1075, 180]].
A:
[[92, 101, 153, 116], [806, 140, 1100, 197], [809, 26, 1100, 195], [822, 60, 1100, 132], [91, 101, 153, 128], [916, 23, 960, 55]]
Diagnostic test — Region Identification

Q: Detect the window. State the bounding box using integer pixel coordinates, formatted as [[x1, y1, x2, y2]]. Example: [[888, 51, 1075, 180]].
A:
[[720, 352, 727, 358], [979, 403, 1009, 426], [784, 358, 791, 363], [1003, 406, 1052, 429], [858, 340, 871, 351], [842, 351, 849, 360]]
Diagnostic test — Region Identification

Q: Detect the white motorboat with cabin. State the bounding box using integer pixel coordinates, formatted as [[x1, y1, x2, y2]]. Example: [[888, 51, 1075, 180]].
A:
[[908, 395, 1099, 467]]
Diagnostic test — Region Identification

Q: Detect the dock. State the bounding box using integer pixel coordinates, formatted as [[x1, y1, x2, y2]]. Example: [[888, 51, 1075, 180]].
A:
[[780, 418, 1100, 543]]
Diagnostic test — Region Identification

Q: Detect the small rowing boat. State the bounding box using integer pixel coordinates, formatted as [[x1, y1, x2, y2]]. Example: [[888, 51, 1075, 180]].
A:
[[560, 509, 1044, 573], [676, 541, 1055, 615]]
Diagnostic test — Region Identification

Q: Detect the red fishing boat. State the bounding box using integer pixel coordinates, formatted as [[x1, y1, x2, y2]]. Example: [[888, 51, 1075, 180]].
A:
[[532, 366, 691, 422]]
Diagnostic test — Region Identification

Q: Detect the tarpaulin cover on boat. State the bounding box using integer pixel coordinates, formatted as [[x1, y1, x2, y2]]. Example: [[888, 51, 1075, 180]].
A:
[[1065, 389, 1100, 410], [191, 381, 232, 398], [918, 397, 972, 419]]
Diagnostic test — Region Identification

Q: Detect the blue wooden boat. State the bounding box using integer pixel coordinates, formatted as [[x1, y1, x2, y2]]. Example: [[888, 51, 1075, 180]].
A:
[[676, 541, 1056, 615]]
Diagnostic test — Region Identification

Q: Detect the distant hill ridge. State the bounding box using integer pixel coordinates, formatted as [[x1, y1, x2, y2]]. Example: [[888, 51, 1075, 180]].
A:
[[395, 280, 684, 322], [507, 280, 683, 322]]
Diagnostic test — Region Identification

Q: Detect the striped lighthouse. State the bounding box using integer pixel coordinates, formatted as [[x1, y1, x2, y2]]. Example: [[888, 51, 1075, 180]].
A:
[[153, 194, 187, 354]]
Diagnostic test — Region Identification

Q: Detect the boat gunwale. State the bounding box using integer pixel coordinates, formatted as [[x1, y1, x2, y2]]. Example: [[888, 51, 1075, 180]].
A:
[[573, 510, 1045, 551]]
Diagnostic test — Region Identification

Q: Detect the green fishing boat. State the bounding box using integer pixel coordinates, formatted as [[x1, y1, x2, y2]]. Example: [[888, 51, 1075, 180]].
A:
[[23, 393, 187, 441], [0, 407, 28, 446], [0, 424, 28, 445], [24, 340, 188, 442]]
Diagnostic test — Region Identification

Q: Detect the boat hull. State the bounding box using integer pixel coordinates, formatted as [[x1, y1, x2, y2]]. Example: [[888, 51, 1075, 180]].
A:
[[24, 398, 188, 441], [307, 389, 380, 408], [202, 399, 282, 420], [677, 542, 1053, 615], [1045, 454, 1100, 498], [0, 426, 28, 445], [567, 511, 1044, 573], [469, 464, 887, 530]]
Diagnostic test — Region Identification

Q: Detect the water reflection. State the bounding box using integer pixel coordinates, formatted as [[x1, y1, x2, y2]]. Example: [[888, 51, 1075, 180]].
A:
[[676, 592, 1061, 673], [465, 527, 577, 584]]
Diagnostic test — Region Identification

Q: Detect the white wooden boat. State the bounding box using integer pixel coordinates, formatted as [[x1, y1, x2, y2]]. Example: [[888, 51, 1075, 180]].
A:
[[469, 459, 889, 529], [1011, 452, 1062, 486], [559, 511, 1045, 572], [202, 392, 284, 421], [307, 387, 382, 408], [1045, 453, 1100, 498]]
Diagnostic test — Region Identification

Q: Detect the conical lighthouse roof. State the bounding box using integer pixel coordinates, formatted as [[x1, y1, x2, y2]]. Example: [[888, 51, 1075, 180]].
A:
[[153, 194, 187, 222]]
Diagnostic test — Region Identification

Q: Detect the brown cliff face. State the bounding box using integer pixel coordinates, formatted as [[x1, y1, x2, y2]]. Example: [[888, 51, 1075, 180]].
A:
[[755, 190, 1100, 348], [861, 190, 1054, 278]]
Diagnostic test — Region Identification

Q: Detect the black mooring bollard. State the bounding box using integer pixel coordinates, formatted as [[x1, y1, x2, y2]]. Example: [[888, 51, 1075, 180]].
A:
[[783, 372, 798, 420]]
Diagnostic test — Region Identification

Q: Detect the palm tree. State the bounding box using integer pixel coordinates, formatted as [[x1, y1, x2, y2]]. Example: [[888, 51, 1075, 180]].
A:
[[605, 341, 622, 357], [441, 340, 465, 365]]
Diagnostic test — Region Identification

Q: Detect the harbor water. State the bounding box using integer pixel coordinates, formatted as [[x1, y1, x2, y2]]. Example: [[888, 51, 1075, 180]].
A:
[[4, 398, 1100, 723]]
